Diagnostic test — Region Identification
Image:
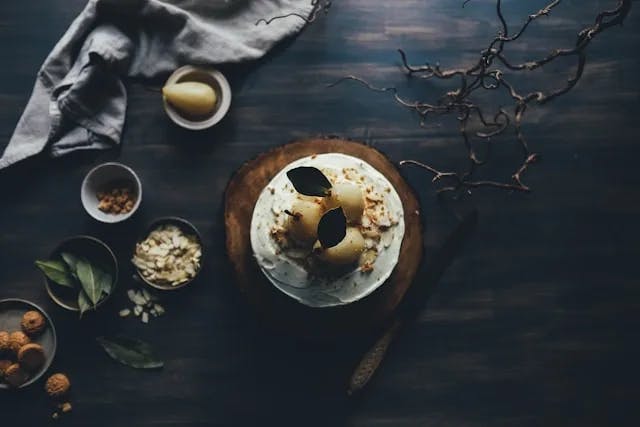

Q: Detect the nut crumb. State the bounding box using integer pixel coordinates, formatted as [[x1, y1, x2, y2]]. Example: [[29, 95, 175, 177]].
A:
[[97, 183, 136, 215], [360, 263, 374, 273]]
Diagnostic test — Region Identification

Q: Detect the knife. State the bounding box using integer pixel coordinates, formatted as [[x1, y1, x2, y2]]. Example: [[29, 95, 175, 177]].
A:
[[347, 209, 478, 396]]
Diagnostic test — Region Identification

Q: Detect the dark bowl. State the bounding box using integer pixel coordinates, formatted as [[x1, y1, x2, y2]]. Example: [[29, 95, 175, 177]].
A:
[[42, 236, 119, 311], [133, 217, 204, 291], [0, 299, 57, 390]]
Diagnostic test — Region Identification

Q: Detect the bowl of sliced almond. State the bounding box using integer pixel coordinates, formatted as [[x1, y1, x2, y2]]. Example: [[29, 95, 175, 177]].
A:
[[132, 217, 203, 291]]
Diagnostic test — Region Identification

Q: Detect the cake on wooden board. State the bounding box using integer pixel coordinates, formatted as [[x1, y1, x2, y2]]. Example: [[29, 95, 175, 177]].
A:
[[225, 138, 423, 338]]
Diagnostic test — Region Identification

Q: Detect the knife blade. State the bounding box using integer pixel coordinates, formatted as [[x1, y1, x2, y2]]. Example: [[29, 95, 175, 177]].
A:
[[347, 209, 478, 396]]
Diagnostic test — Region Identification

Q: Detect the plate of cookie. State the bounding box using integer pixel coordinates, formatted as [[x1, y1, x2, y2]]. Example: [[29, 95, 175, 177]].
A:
[[0, 299, 57, 389]]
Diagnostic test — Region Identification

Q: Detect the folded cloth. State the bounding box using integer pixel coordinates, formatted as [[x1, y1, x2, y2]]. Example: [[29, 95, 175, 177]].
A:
[[0, 0, 314, 169]]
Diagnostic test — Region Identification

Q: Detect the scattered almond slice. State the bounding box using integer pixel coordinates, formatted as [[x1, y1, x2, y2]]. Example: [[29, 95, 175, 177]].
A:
[[128, 290, 147, 306], [122, 288, 165, 324], [154, 304, 165, 316]]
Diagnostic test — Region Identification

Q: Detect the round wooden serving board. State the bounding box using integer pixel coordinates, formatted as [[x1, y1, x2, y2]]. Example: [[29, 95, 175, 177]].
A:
[[224, 138, 423, 339]]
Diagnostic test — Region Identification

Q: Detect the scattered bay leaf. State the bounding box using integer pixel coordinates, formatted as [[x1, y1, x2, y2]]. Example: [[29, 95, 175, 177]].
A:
[[97, 336, 164, 369], [35, 260, 75, 288], [286, 166, 332, 197]]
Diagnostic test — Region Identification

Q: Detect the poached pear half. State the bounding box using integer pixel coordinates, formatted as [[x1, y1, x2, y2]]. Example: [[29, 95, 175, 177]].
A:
[[162, 82, 217, 116]]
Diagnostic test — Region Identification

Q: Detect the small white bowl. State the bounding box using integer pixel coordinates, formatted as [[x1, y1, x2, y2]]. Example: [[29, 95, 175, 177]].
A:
[[81, 162, 142, 223], [163, 65, 232, 130]]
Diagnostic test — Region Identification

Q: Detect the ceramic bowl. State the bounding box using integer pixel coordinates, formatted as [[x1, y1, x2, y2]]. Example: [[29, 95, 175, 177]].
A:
[[133, 217, 204, 291], [81, 162, 142, 223], [0, 299, 57, 389], [162, 65, 232, 130], [42, 236, 119, 312]]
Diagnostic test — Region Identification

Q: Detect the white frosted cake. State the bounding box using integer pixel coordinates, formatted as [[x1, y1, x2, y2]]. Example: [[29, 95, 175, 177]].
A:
[[249, 153, 405, 307]]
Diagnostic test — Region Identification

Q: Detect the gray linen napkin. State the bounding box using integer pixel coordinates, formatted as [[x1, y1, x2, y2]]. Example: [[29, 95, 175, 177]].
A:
[[0, 0, 314, 169]]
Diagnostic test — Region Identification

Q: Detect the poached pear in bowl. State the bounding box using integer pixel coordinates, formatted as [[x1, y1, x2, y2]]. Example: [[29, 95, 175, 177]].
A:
[[162, 66, 231, 130]]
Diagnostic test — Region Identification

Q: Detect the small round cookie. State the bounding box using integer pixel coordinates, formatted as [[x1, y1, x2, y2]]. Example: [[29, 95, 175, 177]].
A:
[[45, 373, 71, 398], [17, 343, 46, 372], [0, 331, 10, 353], [8, 331, 30, 354], [21, 310, 46, 336], [4, 363, 28, 388], [0, 359, 12, 378]]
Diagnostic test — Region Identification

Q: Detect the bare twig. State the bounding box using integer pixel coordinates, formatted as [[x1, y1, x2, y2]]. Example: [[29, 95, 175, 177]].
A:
[[329, 0, 631, 195], [256, 0, 332, 26]]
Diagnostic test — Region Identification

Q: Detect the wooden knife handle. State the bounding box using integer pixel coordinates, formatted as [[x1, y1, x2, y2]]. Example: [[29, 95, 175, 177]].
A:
[[347, 318, 402, 396]]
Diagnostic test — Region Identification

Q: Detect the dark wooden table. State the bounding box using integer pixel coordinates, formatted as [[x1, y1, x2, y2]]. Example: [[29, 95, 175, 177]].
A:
[[1, 1, 639, 425]]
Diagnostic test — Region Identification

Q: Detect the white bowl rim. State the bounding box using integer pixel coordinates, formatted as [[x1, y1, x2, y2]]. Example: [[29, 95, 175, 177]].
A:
[[81, 162, 143, 223], [162, 65, 232, 131]]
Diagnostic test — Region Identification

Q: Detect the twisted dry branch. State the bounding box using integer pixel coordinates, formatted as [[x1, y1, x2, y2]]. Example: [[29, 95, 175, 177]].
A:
[[329, 0, 632, 194], [255, 0, 332, 26]]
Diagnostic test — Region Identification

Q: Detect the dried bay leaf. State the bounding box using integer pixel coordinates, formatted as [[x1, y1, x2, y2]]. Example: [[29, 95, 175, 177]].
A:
[[39, 252, 114, 314], [65, 252, 113, 296], [317, 207, 347, 248], [78, 290, 92, 317], [76, 259, 103, 306], [35, 260, 75, 288], [286, 166, 332, 197], [99, 268, 114, 296], [60, 252, 82, 278], [97, 336, 164, 369]]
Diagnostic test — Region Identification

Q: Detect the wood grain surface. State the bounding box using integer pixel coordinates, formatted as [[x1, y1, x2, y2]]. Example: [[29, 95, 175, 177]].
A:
[[224, 137, 423, 338], [1, 0, 639, 426]]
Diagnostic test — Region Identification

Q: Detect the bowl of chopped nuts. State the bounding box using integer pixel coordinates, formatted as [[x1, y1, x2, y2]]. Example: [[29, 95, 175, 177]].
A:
[[81, 162, 142, 223], [132, 217, 204, 291]]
